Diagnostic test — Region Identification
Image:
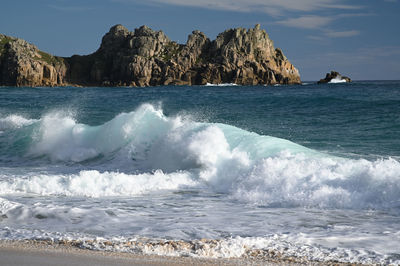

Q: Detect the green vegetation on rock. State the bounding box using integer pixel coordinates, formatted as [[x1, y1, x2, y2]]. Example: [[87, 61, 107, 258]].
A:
[[161, 42, 183, 61], [0, 35, 13, 54], [35, 51, 64, 65]]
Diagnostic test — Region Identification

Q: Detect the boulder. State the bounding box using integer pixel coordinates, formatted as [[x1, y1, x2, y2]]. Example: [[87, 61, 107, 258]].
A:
[[318, 71, 351, 84]]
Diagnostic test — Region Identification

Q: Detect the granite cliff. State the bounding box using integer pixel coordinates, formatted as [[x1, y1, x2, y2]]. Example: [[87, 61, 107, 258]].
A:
[[0, 34, 67, 86], [0, 24, 301, 87]]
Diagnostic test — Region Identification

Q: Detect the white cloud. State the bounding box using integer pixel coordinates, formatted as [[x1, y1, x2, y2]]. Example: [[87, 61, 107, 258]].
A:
[[293, 46, 400, 80], [276, 16, 333, 29], [276, 12, 373, 30], [307, 30, 360, 40], [114, 0, 367, 38], [113, 0, 362, 16], [324, 30, 360, 38], [48, 5, 95, 12], [336, 13, 375, 19], [275, 12, 372, 38]]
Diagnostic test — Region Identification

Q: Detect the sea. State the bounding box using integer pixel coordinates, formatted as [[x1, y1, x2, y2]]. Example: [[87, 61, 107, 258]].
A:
[[0, 81, 399, 264]]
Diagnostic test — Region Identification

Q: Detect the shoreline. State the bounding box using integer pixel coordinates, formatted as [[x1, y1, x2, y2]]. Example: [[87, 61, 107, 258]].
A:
[[0, 82, 302, 88], [0, 239, 360, 266], [0, 240, 283, 266]]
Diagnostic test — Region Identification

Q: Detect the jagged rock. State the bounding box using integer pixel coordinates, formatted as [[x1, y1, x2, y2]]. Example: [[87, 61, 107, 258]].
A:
[[318, 71, 351, 84], [0, 24, 301, 87], [0, 34, 67, 86]]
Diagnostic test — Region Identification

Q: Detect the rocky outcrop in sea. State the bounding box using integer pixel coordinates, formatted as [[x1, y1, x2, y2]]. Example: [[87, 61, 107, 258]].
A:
[[318, 71, 351, 84], [0, 25, 301, 87]]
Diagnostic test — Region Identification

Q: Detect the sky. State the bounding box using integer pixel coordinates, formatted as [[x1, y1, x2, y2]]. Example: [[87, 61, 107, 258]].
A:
[[1, 0, 399, 80]]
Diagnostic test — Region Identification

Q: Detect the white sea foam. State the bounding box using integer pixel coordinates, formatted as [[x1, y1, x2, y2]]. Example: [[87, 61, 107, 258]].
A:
[[0, 104, 399, 265], [231, 154, 400, 209], [2, 154, 399, 210], [0, 227, 397, 264], [0, 197, 22, 214], [205, 83, 238, 86], [1, 192, 399, 264], [328, 77, 347, 83], [0, 170, 196, 197], [0, 114, 37, 131], [28, 104, 172, 162], [1, 104, 399, 211], [1, 95, 400, 265]]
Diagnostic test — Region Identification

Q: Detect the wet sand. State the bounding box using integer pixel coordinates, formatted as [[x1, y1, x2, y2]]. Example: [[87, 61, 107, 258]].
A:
[[0, 240, 278, 266], [0, 240, 358, 265]]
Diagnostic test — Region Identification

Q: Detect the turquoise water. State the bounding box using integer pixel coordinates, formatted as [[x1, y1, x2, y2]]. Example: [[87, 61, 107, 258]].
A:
[[0, 82, 399, 263], [1, 81, 399, 159]]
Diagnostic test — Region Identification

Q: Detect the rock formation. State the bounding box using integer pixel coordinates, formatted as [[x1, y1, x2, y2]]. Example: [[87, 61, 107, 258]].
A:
[[0, 24, 301, 87], [318, 71, 351, 84], [0, 34, 67, 87]]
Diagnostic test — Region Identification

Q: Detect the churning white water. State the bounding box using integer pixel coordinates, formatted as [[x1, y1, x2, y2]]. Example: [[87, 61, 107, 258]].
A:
[[0, 104, 399, 264]]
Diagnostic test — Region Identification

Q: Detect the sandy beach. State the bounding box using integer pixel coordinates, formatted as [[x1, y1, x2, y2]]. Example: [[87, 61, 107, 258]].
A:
[[0, 240, 279, 266], [0, 240, 360, 266]]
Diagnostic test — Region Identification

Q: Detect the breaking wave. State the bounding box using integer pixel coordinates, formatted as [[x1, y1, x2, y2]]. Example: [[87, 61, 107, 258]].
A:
[[0, 114, 38, 131], [328, 77, 348, 84], [205, 83, 238, 86], [1, 104, 400, 210]]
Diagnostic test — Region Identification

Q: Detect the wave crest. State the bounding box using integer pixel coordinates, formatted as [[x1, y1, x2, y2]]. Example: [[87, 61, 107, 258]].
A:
[[1, 104, 400, 211], [0, 115, 37, 131]]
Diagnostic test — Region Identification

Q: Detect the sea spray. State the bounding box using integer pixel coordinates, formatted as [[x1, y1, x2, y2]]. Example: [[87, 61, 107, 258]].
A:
[[0, 115, 38, 131], [1, 83, 400, 265], [0, 104, 399, 211]]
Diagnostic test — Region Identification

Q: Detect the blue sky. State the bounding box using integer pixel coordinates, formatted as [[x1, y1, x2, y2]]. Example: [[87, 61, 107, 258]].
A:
[[1, 0, 399, 80]]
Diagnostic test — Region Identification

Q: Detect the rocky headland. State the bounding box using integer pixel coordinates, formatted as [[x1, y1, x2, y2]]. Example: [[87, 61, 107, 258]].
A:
[[0, 24, 301, 87], [318, 71, 351, 84]]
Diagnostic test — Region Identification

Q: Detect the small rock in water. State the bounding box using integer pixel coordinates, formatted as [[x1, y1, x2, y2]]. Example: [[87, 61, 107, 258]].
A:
[[318, 71, 351, 84]]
